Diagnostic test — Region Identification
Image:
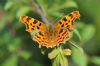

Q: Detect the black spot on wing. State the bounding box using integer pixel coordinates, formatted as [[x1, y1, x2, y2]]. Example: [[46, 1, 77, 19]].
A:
[[59, 21, 62, 24], [67, 25, 70, 28], [59, 29, 63, 34], [69, 14, 73, 19], [39, 23, 42, 26], [62, 31, 67, 36], [68, 20, 70, 22], [65, 23, 68, 25], [31, 28, 34, 30], [37, 26, 40, 29], [33, 26, 35, 27], [27, 17, 31, 22], [30, 23, 32, 26], [61, 24, 64, 27], [39, 32, 44, 36], [33, 20, 38, 24], [36, 35, 41, 39], [62, 17, 67, 21]]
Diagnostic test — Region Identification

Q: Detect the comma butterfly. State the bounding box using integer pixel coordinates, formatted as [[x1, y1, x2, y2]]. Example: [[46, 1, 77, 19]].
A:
[[20, 11, 80, 48]]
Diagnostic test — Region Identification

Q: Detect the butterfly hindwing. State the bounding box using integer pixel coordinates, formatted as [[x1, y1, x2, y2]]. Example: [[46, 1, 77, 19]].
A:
[[33, 31, 51, 48], [20, 16, 46, 32], [54, 11, 80, 30]]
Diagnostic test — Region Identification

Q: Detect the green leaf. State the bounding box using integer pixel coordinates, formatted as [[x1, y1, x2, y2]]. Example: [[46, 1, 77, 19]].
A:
[[69, 40, 84, 54], [2, 54, 18, 66], [52, 56, 60, 66], [60, 55, 68, 66], [63, 49, 71, 56], [4, 1, 14, 10], [20, 50, 31, 60], [81, 25, 95, 42], [91, 56, 100, 65], [41, 48, 47, 55], [69, 41, 87, 66], [8, 38, 21, 52], [64, 0, 78, 8], [73, 29, 82, 41], [16, 6, 31, 17], [0, 16, 7, 31], [52, 47, 68, 66], [48, 48, 59, 59], [49, 12, 64, 18], [48, 0, 78, 13]]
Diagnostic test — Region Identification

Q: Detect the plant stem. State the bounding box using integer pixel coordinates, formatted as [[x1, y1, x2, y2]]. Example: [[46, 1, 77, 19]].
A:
[[31, 0, 49, 24]]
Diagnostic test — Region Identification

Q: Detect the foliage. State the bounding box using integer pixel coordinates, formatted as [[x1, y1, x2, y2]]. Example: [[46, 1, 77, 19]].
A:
[[0, 0, 100, 66]]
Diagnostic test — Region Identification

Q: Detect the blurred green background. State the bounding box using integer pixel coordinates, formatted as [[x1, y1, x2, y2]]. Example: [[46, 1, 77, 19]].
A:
[[0, 0, 100, 66]]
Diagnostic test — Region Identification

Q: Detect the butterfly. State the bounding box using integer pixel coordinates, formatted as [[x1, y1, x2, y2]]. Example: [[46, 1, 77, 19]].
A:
[[20, 11, 80, 48]]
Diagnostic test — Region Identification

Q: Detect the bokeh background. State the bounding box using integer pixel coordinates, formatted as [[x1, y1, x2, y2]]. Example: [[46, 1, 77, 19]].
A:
[[0, 0, 100, 66]]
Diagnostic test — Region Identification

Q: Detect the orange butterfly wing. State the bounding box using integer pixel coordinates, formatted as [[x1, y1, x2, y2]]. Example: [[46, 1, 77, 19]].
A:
[[52, 29, 70, 47], [20, 11, 80, 48], [54, 11, 80, 30], [20, 16, 51, 48], [20, 16, 46, 32], [53, 11, 80, 46]]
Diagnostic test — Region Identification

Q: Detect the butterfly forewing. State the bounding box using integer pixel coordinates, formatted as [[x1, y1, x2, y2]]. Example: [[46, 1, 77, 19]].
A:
[[20, 16, 46, 32], [54, 11, 80, 30]]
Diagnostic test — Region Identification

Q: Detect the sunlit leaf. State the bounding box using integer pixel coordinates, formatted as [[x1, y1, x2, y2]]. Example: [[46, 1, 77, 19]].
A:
[[48, 48, 59, 59], [60, 56, 68, 66], [52, 56, 60, 66], [63, 49, 71, 56], [52, 47, 69, 66]]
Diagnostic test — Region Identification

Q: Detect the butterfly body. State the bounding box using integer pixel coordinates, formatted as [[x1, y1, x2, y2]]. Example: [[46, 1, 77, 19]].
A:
[[20, 11, 80, 48]]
